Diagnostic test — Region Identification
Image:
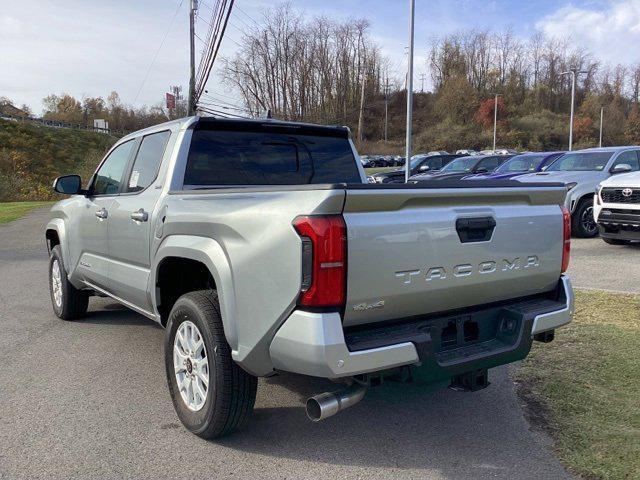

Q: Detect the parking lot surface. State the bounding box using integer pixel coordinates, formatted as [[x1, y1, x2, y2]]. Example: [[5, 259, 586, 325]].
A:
[[566, 237, 640, 293], [4, 208, 626, 479]]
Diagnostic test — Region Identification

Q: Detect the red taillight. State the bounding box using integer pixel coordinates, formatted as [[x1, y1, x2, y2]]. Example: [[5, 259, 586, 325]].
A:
[[293, 215, 346, 308], [561, 205, 571, 273]]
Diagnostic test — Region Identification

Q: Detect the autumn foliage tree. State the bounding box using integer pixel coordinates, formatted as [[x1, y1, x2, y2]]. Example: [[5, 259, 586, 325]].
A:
[[474, 96, 505, 129]]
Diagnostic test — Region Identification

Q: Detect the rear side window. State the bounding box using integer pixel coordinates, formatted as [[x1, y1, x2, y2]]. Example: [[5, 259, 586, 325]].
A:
[[426, 157, 444, 169], [184, 129, 361, 186], [126, 131, 171, 192]]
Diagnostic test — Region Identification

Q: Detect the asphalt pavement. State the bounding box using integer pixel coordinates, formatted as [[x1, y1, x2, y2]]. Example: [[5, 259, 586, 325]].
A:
[[3, 208, 624, 479]]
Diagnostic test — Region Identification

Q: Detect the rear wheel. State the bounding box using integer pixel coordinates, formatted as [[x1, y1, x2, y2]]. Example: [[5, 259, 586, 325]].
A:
[[164, 290, 257, 439], [49, 245, 89, 320], [572, 199, 598, 238]]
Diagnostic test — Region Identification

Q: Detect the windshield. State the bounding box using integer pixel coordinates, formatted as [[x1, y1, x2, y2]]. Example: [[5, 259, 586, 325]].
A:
[[440, 157, 477, 173], [546, 152, 613, 172], [495, 154, 548, 173]]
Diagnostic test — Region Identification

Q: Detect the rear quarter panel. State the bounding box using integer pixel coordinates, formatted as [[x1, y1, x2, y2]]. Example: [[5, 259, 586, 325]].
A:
[[155, 187, 345, 376]]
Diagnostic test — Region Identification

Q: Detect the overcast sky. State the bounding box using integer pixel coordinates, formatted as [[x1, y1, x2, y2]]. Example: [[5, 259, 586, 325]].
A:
[[2, 0, 640, 114]]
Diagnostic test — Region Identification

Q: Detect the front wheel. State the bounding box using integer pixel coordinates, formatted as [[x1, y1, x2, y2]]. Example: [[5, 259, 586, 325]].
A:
[[49, 245, 89, 320], [572, 199, 599, 238], [164, 290, 257, 439]]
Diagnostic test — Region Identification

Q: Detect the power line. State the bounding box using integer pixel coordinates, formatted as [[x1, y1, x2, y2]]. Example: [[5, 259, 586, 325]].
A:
[[235, 3, 260, 27], [133, 0, 185, 104], [200, 92, 247, 109], [194, 0, 235, 102]]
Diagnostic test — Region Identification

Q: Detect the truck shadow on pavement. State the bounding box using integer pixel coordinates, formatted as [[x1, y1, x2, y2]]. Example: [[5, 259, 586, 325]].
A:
[[213, 370, 554, 475], [70, 300, 561, 476]]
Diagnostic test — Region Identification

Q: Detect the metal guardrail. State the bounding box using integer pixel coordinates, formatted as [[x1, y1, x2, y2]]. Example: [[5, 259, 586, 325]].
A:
[[0, 113, 129, 137]]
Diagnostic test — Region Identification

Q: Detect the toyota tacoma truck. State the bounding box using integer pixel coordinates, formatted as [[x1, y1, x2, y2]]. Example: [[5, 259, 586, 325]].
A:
[[594, 170, 640, 244], [46, 116, 574, 438]]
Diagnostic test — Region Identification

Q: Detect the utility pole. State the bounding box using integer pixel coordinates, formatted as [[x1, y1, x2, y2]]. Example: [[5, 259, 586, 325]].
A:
[[561, 68, 588, 151], [492, 93, 501, 151], [599, 106, 604, 148], [383, 81, 391, 141], [357, 68, 367, 143], [188, 0, 197, 116], [419, 73, 426, 93], [405, 0, 415, 183]]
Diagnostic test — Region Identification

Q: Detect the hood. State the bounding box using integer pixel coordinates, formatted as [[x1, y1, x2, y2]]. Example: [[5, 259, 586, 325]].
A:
[[373, 169, 404, 178], [516, 170, 604, 184], [424, 172, 470, 181], [462, 172, 522, 180], [601, 170, 640, 188]]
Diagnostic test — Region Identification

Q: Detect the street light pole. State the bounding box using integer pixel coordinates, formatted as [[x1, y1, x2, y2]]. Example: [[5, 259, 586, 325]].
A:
[[599, 106, 604, 148], [492, 94, 501, 151], [405, 0, 415, 183], [383, 82, 390, 141], [561, 68, 588, 151]]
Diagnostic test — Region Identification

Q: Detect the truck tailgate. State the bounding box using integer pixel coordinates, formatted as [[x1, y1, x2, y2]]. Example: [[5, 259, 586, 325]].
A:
[[342, 184, 566, 327]]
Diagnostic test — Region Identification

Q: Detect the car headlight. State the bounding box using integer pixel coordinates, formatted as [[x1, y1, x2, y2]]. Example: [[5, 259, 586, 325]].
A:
[[565, 182, 578, 191]]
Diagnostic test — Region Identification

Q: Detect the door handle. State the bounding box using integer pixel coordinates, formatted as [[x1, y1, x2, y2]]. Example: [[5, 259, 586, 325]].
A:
[[130, 208, 149, 222], [95, 208, 108, 219]]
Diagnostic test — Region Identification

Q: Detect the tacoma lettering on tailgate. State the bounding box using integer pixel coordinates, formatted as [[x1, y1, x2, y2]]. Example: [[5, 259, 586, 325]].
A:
[[395, 256, 540, 285]]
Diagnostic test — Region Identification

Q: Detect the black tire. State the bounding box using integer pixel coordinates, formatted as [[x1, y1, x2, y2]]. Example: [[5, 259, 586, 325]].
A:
[[602, 237, 631, 245], [164, 290, 257, 439], [571, 199, 599, 238], [49, 245, 89, 320]]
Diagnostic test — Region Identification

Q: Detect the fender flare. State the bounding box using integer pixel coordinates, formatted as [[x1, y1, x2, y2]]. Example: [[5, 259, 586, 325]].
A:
[[45, 219, 70, 271], [570, 191, 595, 214], [151, 235, 238, 352]]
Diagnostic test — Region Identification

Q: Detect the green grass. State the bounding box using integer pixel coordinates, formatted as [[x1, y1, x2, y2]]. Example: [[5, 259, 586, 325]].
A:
[[514, 290, 640, 480], [364, 166, 398, 175], [0, 201, 52, 224]]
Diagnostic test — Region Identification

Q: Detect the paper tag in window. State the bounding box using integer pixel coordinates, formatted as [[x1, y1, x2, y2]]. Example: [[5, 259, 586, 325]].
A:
[[129, 171, 140, 188]]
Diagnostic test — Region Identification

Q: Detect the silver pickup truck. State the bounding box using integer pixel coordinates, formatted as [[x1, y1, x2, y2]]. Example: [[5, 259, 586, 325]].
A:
[[46, 116, 574, 438]]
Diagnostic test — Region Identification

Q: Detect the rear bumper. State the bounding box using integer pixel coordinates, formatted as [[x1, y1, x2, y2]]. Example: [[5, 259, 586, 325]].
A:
[[269, 276, 574, 379]]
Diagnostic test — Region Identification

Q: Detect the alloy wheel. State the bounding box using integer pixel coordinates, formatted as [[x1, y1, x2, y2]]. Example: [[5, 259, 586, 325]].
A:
[[173, 321, 209, 411]]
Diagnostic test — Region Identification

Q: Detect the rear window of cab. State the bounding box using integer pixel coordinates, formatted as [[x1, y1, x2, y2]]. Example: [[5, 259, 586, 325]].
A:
[[184, 128, 362, 186]]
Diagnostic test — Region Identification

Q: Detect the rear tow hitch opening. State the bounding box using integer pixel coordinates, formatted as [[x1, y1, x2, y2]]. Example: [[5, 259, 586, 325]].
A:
[[449, 368, 490, 392]]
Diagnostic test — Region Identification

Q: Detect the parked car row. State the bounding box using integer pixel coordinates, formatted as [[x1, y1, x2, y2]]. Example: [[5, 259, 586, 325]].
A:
[[360, 155, 405, 168], [366, 146, 640, 240]]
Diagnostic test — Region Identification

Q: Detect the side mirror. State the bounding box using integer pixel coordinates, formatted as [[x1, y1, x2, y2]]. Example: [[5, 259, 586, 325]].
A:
[[475, 167, 489, 173], [53, 175, 82, 195], [611, 163, 633, 174], [419, 165, 430, 172]]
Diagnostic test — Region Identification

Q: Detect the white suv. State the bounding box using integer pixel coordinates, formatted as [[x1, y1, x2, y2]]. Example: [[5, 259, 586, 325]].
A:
[[594, 171, 640, 245]]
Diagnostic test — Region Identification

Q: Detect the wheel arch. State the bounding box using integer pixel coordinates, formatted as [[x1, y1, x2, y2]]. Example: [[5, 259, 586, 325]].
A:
[[152, 235, 238, 351], [45, 219, 69, 269], [569, 191, 595, 214]]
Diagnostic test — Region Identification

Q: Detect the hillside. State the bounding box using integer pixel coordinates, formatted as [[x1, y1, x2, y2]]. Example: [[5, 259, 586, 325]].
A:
[[0, 119, 117, 201]]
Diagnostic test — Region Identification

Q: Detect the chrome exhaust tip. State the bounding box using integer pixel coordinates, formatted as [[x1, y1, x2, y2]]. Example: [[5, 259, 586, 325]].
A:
[[305, 383, 367, 421]]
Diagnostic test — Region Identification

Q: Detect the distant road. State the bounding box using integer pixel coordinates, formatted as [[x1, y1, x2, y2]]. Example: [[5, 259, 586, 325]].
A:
[[0, 208, 571, 479]]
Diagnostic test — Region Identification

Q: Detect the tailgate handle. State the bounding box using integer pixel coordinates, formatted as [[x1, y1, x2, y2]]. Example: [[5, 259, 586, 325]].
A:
[[456, 217, 496, 243]]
